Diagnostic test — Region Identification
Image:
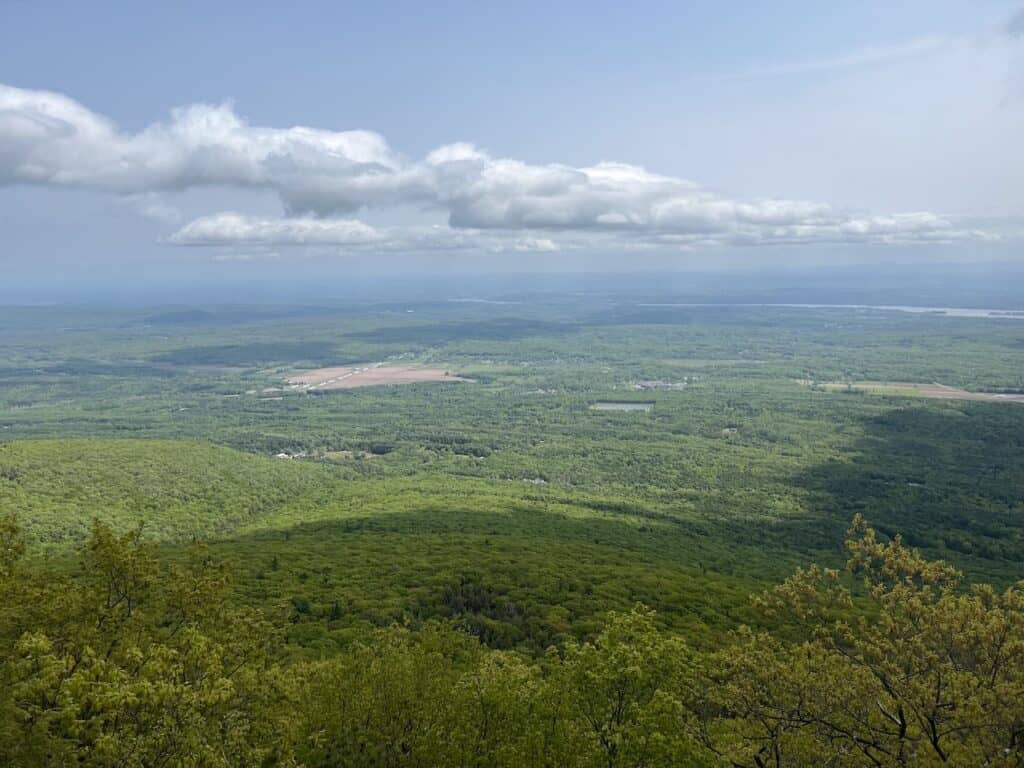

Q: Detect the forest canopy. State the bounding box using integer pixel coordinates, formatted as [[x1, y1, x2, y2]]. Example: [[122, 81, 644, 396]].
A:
[[1, 512, 1021, 767]]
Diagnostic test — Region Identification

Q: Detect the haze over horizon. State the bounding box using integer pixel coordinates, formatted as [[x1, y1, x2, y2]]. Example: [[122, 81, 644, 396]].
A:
[[2, 1, 1023, 296]]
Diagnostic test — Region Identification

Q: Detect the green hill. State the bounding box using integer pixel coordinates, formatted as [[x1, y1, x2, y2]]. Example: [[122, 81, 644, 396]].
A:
[[0, 439, 347, 544]]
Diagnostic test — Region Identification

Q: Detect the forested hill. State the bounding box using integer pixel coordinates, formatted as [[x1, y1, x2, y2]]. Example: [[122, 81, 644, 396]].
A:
[[2, 512, 1022, 766]]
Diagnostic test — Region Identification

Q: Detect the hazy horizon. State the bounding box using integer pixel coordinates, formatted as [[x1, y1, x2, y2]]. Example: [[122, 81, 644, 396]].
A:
[[4, 261, 1024, 310]]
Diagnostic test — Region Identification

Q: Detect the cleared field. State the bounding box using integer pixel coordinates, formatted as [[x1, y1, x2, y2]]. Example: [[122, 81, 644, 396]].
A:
[[286, 365, 356, 387], [287, 364, 472, 390], [801, 380, 1024, 403], [589, 401, 654, 412]]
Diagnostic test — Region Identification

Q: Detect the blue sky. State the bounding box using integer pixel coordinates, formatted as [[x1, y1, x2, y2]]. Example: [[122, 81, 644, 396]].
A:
[[1, 0, 1022, 291]]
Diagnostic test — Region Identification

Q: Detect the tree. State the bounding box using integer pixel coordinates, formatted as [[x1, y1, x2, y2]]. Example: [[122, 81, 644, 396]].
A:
[[0, 512, 23, 579], [695, 515, 1024, 767], [558, 606, 712, 768], [0, 520, 293, 767], [5, 513, 1022, 767]]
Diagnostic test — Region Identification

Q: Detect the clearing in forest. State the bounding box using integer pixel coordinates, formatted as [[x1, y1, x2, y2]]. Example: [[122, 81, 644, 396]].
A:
[[800, 380, 1024, 403], [589, 401, 654, 412], [286, 364, 472, 390]]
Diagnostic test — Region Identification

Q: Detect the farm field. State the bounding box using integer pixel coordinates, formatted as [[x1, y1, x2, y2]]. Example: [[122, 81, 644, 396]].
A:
[[801, 379, 1024, 402], [286, 364, 472, 390]]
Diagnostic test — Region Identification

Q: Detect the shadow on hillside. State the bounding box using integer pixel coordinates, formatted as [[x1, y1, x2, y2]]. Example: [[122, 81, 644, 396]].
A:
[[782, 402, 1024, 580], [232, 502, 710, 560], [206, 504, 765, 650]]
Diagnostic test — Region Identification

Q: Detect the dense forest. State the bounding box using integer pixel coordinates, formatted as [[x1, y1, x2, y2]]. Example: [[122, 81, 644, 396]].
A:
[[1, 296, 1023, 765], [2, 513, 1022, 766]]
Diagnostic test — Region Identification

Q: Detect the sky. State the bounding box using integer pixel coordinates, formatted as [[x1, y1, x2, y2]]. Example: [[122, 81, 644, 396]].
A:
[[1, 0, 1023, 295]]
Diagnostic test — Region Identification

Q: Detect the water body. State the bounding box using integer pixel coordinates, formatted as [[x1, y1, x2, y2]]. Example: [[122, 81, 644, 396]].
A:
[[636, 303, 1024, 319], [448, 298, 524, 305]]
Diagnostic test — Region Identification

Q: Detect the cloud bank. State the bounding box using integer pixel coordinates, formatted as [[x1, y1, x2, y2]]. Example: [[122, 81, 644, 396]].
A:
[[167, 212, 561, 254], [0, 83, 996, 255]]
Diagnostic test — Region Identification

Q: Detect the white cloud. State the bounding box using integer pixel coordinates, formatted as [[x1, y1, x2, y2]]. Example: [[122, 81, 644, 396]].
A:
[[168, 212, 382, 246], [168, 213, 566, 254], [0, 83, 422, 213], [0, 83, 1006, 254], [168, 210, 986, 255]]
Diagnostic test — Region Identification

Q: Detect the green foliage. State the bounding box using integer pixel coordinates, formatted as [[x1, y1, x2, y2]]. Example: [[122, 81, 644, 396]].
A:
[[557, 606, 706, 767], [0, 522, 292, 767], [2, 300, 1022, 586], [694, 516, 1024, 766], [0, 439, 355, 545], [3, 517, 1021, 766], [1, 298, 1023, 764], [0, 511, 23, 578]]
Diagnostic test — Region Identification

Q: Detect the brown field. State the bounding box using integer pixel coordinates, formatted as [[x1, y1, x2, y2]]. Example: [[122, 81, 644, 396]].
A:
[[799, 380, 1024, 403], [286, 366, 358, 387], [286, 364, 472, 390]]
